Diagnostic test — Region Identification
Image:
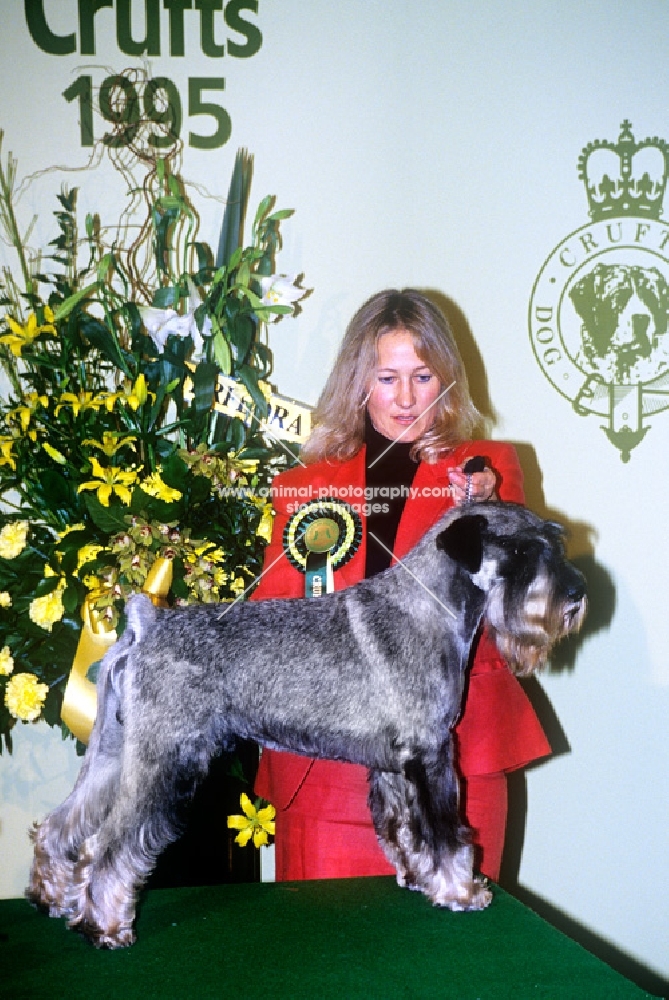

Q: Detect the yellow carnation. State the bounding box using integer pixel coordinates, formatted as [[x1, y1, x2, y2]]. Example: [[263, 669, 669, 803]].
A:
[[29, 589, 65, 631], [0, 591, 12, 608], [4, 672, 49, 721], [0, 646, 14, 676], [0, 521, 29, 559]]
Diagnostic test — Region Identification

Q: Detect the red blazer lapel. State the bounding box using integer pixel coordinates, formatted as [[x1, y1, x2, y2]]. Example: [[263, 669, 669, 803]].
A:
[[393, 459, 455, 559], [329, 449, 368, 590]]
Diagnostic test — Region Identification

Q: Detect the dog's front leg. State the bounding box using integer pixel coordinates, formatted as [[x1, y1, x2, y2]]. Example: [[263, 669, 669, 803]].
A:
[[27, 752, 121, 920], [369, 749, 492, 912], [410, 748, 491, 911]]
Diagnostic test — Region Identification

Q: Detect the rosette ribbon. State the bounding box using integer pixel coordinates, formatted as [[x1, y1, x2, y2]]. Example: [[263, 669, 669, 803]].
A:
[[282, 499, 362, 598], [61, 556, 174, 744]]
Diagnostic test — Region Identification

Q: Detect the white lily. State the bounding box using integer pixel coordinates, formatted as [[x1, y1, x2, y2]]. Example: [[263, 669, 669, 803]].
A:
[[140, 278, 212, 357], [259, 274, 304, 312]]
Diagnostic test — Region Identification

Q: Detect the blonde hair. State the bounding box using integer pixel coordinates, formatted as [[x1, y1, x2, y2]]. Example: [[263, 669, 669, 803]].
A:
[[300, 289, 481, 464]]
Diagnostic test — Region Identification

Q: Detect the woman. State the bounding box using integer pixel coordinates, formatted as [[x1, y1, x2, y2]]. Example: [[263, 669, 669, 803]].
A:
[[251, 289, 550, 882]]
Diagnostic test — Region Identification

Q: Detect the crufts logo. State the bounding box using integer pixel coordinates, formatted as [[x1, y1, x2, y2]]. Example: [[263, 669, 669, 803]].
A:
[[529, 121, 669, 462]]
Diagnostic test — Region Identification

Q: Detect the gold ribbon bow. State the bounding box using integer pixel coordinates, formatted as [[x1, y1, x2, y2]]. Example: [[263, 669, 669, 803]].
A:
[[61, 557, 173, 745]]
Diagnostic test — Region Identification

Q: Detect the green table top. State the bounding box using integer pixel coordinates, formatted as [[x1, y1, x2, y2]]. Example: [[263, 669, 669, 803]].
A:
[[0, 876, 657, 999]]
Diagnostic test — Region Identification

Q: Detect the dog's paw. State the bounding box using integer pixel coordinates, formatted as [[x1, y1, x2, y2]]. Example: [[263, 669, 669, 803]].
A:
[[70, 914, 136, 949], [432, 876, 493, 911], [94, 925, 136, 949], [396, 870, 423, 892]]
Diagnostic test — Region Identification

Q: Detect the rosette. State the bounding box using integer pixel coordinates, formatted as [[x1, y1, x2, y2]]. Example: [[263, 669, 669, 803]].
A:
[[283, 498, 362, 597]]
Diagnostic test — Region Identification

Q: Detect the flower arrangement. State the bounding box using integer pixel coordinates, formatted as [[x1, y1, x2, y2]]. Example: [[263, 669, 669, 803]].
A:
[[0, 128, 305, 752]]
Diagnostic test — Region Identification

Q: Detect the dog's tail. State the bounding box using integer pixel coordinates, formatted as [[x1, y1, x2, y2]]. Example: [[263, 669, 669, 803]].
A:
[[123, 592, 158, 643], [91, 594, 158, 747]]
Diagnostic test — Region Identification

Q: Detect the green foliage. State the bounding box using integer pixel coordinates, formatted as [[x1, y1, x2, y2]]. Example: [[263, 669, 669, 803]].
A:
[[0, 137, 305, 751]]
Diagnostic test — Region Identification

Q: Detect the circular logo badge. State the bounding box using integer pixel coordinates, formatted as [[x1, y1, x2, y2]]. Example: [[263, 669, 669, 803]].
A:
[[529, 217, 669, 460], [303, 517, 340, 553], [529, 219, 669, 413]]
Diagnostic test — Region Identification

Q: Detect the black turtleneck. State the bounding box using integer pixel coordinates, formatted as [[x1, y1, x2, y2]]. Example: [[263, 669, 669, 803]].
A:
[[364, 413, 419, 577]]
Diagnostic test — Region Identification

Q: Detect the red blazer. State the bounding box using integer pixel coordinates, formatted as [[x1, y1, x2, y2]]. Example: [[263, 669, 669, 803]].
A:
[[252, 441, 550, 811]]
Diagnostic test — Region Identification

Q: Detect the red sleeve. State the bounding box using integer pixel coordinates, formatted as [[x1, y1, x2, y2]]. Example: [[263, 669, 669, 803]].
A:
[[483, 441, 525, 505]]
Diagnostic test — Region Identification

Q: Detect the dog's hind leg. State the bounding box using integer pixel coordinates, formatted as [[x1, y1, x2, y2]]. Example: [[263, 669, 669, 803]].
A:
[[26, 650, 126, 919], [67, 730, 218, 948]]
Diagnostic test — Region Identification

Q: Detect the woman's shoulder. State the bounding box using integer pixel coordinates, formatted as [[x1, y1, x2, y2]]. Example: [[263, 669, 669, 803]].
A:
[[269, 454, 353, 488], [267, 452, 363, 512], [434, 439, 519, 468]]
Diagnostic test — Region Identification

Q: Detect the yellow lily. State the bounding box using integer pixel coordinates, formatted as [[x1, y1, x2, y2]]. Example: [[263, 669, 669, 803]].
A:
[[121, 374, 154, 411], [55, 391, 102, 417], [140, 470, 183, 503], [93, 389, 124, 413], [77, 456, 141, 506], [82, 432, 137, 456], [7, 392, 48, 434], [0, 437, 17, 471], [227, 793, 276, 848], [96, 375, 154, 413], [42, 443, 67, 464], [0, 307, 55, 357]]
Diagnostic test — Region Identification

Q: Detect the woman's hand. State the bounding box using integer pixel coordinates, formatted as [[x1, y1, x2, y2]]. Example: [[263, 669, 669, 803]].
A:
[[448, 465, 497, 506]]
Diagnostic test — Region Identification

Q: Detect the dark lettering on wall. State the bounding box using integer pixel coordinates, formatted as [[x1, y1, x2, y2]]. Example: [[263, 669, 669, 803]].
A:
[[226, 0, 262, 58], [25, 0, 263, 57], [164, 0, 191, 57], [80, 0, 114, 56], [25, 0, 264, 150], [25, 0, 77, 54], [117, 0, 161, 56]]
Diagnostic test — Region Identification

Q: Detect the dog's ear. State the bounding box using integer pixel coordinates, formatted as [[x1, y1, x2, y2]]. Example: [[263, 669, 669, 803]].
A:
[[436, 514, 485, 574]]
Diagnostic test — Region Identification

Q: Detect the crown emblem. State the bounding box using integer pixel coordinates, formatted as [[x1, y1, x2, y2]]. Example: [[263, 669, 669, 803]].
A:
[[578, 120, 669, 221]]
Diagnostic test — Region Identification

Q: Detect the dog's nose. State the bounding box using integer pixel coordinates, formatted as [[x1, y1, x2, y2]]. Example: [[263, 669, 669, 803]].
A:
[[564, 566, 585, 603], [566, 577, 586, 602]]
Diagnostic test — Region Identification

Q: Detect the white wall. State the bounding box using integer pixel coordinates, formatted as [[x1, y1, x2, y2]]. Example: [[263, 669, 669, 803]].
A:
[[1, 0, 667, 988]]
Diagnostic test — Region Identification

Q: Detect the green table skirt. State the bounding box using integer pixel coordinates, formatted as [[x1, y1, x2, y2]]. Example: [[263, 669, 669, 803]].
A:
[[1, 876, 656, 999]]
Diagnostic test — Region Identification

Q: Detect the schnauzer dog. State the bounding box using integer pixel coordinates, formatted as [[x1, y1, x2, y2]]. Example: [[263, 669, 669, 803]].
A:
[[27, 503, 586, 948]]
